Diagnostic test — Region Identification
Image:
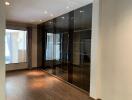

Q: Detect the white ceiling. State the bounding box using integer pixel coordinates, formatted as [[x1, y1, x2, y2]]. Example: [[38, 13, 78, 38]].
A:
[[5, 0, 92, 24]]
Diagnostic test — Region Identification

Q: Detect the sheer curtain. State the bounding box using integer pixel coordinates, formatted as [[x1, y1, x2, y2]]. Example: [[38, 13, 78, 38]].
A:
[[5, 29, 27, 64]]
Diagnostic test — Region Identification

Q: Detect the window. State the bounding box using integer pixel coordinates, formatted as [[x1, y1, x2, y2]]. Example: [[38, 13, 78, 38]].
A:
[[5, 29, 27, 64]]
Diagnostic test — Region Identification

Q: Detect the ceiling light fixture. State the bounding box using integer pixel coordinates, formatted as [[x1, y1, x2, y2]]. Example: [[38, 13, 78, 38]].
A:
[[31, 20, 35, 22], [50, 14, 53, 17], [40, 20, 42, 22], [66, 6, 70, 9], [44, 10, 48, 14], [5, 1, 10, 6]]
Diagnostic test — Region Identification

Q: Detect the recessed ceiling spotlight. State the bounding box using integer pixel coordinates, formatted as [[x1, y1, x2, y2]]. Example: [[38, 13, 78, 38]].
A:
[[40, 20, 42, 22], [66, 6, 70, 9], [31, 20, 35, 22], [50, 14, 53, 17], [44, 10, 48, 14], [5, 1, 10, 6]]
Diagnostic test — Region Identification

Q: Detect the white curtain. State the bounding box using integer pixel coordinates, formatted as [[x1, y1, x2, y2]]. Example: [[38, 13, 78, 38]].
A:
[[5, 29, 27, 64]]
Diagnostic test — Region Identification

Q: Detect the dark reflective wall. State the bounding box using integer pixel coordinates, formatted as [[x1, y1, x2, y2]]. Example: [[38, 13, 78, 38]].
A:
[[37, 4, 92, 92]]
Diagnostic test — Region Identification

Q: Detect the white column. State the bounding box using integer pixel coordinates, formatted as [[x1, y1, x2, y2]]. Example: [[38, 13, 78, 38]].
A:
[[90, 0, 101, 99], [0, 0, 6, 100]]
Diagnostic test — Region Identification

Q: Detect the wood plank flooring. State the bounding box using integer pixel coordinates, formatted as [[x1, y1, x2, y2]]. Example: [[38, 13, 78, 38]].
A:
[[6, 70, 93, 100]]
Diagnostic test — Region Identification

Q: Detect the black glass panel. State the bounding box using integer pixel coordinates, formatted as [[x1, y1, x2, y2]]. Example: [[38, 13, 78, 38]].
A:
[[72, 30, 91, 91], [39, 3, 92, 92], [55, 13, 69, 33], [74, 4, 92, 30], [44, 20, 54, 33]]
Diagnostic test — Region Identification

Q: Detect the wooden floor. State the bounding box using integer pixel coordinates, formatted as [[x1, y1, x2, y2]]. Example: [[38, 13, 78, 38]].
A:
[[6, 70, 93, 100]]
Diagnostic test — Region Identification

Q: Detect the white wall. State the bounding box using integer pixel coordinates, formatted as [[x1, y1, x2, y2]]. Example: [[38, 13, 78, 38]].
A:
[[0, 0, 5, 100], [101, 0, 132, 99], [6, 63, 28, 71], [90, 0, 132, 100], [90, 0, 101, 99]]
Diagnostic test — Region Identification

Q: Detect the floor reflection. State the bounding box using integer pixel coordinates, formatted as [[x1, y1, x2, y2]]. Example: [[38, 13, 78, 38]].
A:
[[45, 63, 90, 92], [6, 70, 92, 100]]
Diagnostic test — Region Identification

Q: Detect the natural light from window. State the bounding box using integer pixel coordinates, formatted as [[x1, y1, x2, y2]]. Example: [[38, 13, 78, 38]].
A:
[[5, 29, 27, 64]]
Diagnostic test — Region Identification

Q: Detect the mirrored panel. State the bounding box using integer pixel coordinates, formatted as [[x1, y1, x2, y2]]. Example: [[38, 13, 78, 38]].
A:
[[39, 3, 92, 92]]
